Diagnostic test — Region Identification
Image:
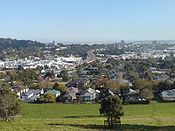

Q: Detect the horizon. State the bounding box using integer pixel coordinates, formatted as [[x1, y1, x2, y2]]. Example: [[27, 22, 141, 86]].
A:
[[1, 36, 175, 44], [0, 0, 175, 42]]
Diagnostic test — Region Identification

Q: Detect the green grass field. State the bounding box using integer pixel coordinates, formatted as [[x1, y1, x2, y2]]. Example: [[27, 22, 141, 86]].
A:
[[0, 101, 175, 131]]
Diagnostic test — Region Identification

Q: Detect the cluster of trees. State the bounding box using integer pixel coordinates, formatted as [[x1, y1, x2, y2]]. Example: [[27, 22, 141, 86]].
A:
[[124, 59, 157, 81], [0, 38, 43, 50], [44, 70, 55, 79], [50, 44, 105, 57], [0, 38, 45, 59], [158, 56, 175, 75], [6, 66, 40, 86], [133, 79, 157, 100], [59, 70, 69, 82], [0, 66, 71, 93], [96, 44, 125, 56], [105, 78, 175, 102]]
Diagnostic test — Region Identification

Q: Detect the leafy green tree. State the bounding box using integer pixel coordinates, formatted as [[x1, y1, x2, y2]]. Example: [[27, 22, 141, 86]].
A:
[[38, 93, 56, 103], [100, 95, 124, 127], [133, 79, 154, 100], [0, 84, 21, 121], [53, 82, 66, 94], [60, 70, 69, 82]]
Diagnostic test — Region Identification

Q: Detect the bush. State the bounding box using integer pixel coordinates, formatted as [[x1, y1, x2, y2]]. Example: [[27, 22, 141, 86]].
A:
[[38, 93, 56, 103]]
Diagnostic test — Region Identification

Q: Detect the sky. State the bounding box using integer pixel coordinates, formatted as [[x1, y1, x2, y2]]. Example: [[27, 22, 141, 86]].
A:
[[0, 0, 175, 43]]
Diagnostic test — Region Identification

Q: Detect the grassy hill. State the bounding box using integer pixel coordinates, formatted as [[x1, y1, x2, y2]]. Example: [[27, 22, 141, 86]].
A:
[[0, 101, 175, 131]]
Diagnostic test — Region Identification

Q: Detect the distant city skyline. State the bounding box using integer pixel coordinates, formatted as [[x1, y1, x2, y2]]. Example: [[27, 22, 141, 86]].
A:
[[0, 0, 175, 42]]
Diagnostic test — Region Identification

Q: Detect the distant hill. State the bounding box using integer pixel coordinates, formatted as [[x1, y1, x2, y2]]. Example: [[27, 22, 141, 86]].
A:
[[0, 38, 125, 58], [0, 38, 44, 50]]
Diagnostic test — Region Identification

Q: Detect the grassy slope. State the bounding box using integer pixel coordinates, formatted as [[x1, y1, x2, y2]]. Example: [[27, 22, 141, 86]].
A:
[[0, 101, 175, 131]]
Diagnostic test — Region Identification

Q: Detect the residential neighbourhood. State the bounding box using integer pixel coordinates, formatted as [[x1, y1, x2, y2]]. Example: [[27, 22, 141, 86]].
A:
[[1, 41, 173, 104], [1, 0, 175, 130], [0, 38, 175, 129]]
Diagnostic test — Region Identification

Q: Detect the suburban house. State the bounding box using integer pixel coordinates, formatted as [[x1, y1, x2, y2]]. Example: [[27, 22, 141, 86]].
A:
[[122, 88, 148, 104], [63, 87, 79, 103], [80, 69, 91, 75], [91, 76, 108, 89], [161, 89, 175, 101], [121, 79, 133, 87], [66, 78, 90, 90], [88, 66, 99, 73], [81, 88, 100, 103], [113, 73, 133, 87], [21, 89, 44, 102], [153, 74, 169, 81], [12, 86, 29, 98], [99, 67, 108, 76], [44, 89, 61, 97]]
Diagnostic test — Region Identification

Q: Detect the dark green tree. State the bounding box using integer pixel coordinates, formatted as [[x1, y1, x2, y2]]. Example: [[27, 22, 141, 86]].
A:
[[100, 95, 124, 127], [0, 84, 21, 121], [17, 65, 24, 71], [45, 70, 55, 79], [60, 70, 69, 82]]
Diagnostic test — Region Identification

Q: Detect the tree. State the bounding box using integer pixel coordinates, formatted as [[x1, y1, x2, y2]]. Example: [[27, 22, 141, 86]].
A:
[[38, 80, 55, 89], [106, 80, 121, 91], [100, 95, 124, 127], [53, 82, 66, 94], [60, 70, 69, 82], [17, 65, 24, 71], [133, 79, 154, 100], [38, 93, 56, 103], [97, 88, 114, 102], [0, 84, 21, 121], [45, 70, 55, 79], [155, 80, 172, 92]]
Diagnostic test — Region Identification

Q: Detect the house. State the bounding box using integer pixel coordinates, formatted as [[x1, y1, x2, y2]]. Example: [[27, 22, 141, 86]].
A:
[[99, 67, 108, 76], [0, 60, 5, 67], [21, 89, 44, 102], [63, 87, 79, 103], [118, 79, 133, 87], [153, 74, 169, 81], [161, 89, 175, 101], [80, 69, 91, 75], [81, 88, 99, 103], [12, 86, 29, 98], [122, 88, 149, 104], [66, 78, 90, 90], [91, 76, 108, 89], [108, 69, 117, 79], [116, 73, 133, 87], [44, 89, 61, 97], [81, 66, 99, 75]]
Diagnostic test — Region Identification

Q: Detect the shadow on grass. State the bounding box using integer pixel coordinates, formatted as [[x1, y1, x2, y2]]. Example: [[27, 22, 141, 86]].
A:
[[64, 115, 101, 118], [47, 123, 175, 131]]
